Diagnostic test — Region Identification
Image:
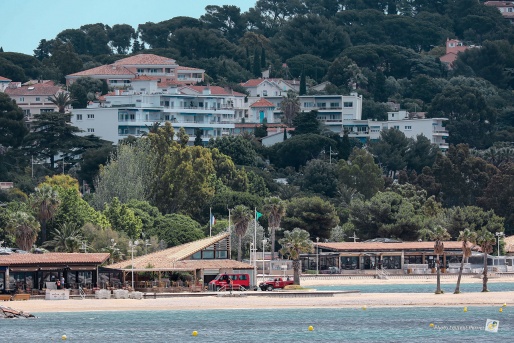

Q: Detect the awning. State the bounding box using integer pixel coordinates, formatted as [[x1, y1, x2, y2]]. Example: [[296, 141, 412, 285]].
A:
[[68, 266, 96, 271], [10, 267, 38, 272]]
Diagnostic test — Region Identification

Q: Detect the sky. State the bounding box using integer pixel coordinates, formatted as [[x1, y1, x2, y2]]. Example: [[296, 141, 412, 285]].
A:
[[0, 0, 256, 55]]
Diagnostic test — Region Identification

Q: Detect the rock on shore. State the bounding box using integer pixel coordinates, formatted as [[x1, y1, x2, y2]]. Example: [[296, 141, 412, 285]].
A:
[[0, 305, 35, 319]]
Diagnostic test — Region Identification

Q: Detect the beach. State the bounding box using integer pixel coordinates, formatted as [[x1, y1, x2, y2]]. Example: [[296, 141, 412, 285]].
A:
[[10, 275, 514, 313]]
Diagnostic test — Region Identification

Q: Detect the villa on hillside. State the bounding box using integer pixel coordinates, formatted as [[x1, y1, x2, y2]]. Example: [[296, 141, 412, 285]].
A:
[[3, 80, 67, 124], [65, 54, 205, 88], [485, 1, 514, 23]]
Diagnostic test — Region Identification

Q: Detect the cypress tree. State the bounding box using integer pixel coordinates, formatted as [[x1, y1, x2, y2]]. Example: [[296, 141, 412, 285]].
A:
[[0, 47, 3, 53], [261, 47, 266, 68], [253, 49, 261, 77], [300, 70, 306, 95], [283, 128, 287, 141]]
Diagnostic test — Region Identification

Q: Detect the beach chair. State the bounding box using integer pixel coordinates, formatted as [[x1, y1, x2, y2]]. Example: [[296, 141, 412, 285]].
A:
[[0, 294, 12, 301], [12, 294, 30, 301]]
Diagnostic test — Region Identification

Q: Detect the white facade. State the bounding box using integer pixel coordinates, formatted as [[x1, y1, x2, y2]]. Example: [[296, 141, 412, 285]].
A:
[[246, 93, 363, 132], [71, 80, 244, 143], [344, 115, 449, 151]]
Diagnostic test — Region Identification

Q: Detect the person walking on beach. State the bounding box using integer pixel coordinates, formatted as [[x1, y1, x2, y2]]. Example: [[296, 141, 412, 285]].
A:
[[60, 276, 65, 289]]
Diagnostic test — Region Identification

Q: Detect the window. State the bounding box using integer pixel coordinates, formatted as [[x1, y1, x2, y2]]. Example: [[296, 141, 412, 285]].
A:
[[263, 90, 268, 96], [394, 125, 400, 130], [76, 114, 83, 120], [35, 97, 40, 101], [405, 126, 412, 130], [23, 109, 30, 116], [87, 128, 95, 133], [87, 114, 95, 119], [343, 102, 353, 108], [129, 114, 135, 120], [19, 97, 24, 102], [330, 102, 340, 108], [41, 109, 53, 113], [216, 251, 227, 259], [202, 251, 214, 259], [316, 102, 326, 108]]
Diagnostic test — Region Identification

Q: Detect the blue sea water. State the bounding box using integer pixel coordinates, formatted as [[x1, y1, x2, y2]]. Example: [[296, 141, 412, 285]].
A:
[[1, 306, 512, 342], [316, 282, 514, 293]]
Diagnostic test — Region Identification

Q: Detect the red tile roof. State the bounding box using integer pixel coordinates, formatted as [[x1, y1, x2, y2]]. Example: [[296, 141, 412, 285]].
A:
[[250, 98, 275, 108], [113, 54, 177, 66], [0, 253, 110, 266], [177, 66, 204, 71], [241, 79, 265, 87], [4, 83, 61, 96], [318, 241, 470, 252], [0, 76, 12, 82], [132, 75, 154, 81], [181, 86, 245, 97], [68, 64, 134, 77]]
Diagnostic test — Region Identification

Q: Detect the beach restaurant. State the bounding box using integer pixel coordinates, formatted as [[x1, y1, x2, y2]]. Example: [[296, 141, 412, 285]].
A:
[[302, 240, 473, 274], [0, 253, 110, 294], [106, 232, 255, 290]]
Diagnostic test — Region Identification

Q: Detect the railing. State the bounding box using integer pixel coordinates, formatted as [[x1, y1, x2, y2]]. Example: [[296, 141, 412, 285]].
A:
[[376, 266, 390, 279]]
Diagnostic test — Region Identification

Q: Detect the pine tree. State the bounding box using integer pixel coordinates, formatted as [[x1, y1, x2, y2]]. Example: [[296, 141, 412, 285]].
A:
[[283, 128, 288, 141], [0, 47, 3, 53]]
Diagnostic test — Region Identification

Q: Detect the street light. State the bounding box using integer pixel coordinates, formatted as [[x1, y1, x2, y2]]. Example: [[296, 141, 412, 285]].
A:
[[262, 238, 267, 281], [316, 237, 320, 275], [129, 240, 139, 289], [496, 232, 505, 266]]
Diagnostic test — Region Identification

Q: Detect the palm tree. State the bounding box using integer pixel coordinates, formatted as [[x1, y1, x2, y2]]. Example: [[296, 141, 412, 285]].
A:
[[6, 211, 40, 251], [427, 225, 451, 294], [476, 228, 497, 292], [263, 197, 286, 260], [454, 228, 476, 294], [231, 205, 252, 261], [48, 92, 74, 113], [29, 184, 61, 244], [42, 223, 84, 252], [102, 240, 124, 264], [279, 90, 300, 126], [279, 228, 314, 285]]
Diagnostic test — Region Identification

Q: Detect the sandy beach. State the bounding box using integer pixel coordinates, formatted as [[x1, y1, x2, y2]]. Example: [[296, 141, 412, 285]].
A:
[[8, 276, 514, 313]]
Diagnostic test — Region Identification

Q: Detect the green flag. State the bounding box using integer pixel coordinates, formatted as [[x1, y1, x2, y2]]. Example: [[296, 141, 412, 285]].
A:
[[256, 211, 263, 220]]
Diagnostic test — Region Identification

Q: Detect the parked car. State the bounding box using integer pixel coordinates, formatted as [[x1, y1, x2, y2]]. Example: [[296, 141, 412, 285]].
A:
[[259, 277, 294, 291], [321, 267, 340, 274], [209, 273, 250, 291]]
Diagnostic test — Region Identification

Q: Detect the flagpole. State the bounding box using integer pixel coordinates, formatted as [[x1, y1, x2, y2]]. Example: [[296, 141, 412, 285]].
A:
[[209, 207, 212, 237], [254, 208, 257, 288], [228, 208, 231, 260]]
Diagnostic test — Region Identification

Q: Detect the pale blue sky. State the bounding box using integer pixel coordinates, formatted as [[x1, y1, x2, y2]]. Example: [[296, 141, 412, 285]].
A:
[[0, 0, 256, 55]]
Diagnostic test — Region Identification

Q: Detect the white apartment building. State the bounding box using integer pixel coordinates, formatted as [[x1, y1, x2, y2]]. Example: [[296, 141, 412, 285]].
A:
[[71, 78, 245, 143], [343, 110, 449, 150], [246, 93, 363, 133]]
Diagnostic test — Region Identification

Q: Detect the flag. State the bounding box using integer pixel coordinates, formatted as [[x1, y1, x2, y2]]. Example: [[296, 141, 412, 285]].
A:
[[210, 214, 216, 226], [256, 211, 263, 220]]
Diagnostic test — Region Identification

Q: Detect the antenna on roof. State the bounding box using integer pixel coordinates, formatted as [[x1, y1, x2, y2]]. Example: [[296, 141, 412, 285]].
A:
[[349, 232, 359, 243]]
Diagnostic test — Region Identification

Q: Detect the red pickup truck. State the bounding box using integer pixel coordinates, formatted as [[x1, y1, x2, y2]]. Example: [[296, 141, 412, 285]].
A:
[[259, 277, 294, 291]]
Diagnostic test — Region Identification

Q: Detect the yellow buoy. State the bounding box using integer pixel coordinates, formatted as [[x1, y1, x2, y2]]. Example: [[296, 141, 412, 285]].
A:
[[499, 308, 503, 313], [429, 323, 434, 328], [308, 326, 314, 331], [62, 335, 67, 341], [192, 331, 198, 337], [503, 303, 507, 307], [463, 307, 468, 312], [362, 306, 367, 310]]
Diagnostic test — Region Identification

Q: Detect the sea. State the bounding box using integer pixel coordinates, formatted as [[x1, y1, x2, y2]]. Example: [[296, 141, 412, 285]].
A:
[[316, 281, 514, 293], [2, 306, 512, 342]]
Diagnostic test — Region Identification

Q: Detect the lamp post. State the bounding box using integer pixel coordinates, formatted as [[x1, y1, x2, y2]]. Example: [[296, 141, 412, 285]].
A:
[[129, 240, 139, 289], [496, 232, 505, 266], [262, 238, 267, 281], [316, 237, 319, 275]]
